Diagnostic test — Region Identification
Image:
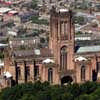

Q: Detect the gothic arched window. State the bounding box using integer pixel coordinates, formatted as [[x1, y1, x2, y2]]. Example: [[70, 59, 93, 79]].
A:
[[81, 65, 85, 81], [48, 68, 53, 83], [97, 62, 100, 72], [17, 67, 21, 80], [60, 46, 67, 70], [34, 65, 39, 80], [26, 66, 30, 79]]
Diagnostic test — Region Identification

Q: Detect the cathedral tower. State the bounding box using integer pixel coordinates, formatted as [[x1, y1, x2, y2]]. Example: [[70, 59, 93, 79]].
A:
[[49, 7, 75, 83]]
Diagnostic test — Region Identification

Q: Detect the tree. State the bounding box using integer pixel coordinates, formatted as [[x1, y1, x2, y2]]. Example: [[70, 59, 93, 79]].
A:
[[66, 83, 80, 97], [77, 94, 90, 100], [21, 94, 37, 100], [31, 0, 38, 9], [62, 93, 73, 100], [73, 16, 85, 25], [1, 81, 100, 100], [40, 38, 45, 43], [80, 81, 97, 94]]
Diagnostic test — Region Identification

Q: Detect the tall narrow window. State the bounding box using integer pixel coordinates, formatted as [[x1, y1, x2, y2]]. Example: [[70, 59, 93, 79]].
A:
[[60, 22, 68, 40], [34, 65, 39, 80], [60, 46, 67, 70], [17, 67, 21, 80], [81, 65, 85, 81], [92, 70, 97, 81], [26, 66, 30, 80], [48, 68, 53, 83], [97, 62, 100, 72], [55, 21, 58, 39], [0, 69, 1, 75], [65, 23, 68, 40]]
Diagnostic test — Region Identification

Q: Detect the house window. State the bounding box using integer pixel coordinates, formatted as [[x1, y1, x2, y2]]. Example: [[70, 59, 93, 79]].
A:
[[60, 46, 67, 70], [48, 68, 53, 83], [81, 65, 85, 81]]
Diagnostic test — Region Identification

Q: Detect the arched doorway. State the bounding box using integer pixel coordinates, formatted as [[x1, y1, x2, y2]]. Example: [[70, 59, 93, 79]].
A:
[[61, 76, 73, 85]]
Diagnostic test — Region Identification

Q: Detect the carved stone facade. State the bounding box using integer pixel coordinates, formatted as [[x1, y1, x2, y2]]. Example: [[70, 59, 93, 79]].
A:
[[3, 7, 100, 87], [49, 8, 75, 84]]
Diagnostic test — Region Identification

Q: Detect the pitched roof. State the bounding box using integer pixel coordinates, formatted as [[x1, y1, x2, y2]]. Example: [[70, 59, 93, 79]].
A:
[[13, 48, 53, 58], [77, 45, 100, 54]]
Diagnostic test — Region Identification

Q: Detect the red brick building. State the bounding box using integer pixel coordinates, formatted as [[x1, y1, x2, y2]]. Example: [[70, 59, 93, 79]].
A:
[[3, 7, 100, 87]]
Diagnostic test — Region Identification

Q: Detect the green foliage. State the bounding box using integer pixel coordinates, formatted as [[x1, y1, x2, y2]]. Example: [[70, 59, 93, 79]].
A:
[[80, 81, 97, 94], [30, 16, 49, 25], [21, 94, 36, 100], [62, 93, 73, 100], [78, 94, 90, 100], [40, 38, 45, 43], [74, 16, 85, 25], [75, 0, 89, 10], [66, 83, 80, 97], [7, 21, 14, 28], [30, 0, 38, 9], [31, 29, 40, 37], [1, 81, 100, 100], [75, 31, 83, 35]]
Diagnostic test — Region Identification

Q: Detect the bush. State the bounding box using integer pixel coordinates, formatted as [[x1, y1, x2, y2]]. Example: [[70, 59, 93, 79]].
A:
[[62, 93, 73, 100], [0, 81, 100, 100], [78, 94, 90, 100], [80, 81, 97, 94]]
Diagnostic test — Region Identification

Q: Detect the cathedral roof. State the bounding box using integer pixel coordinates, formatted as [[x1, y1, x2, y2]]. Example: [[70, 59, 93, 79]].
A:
[[76, 45, 100, 54], [12, 48, 53, 59]]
